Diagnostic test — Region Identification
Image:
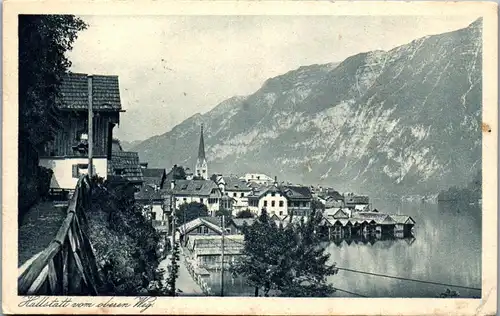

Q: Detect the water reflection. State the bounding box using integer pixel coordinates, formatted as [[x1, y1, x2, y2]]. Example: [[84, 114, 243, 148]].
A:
[[327, 200, 481, 298]]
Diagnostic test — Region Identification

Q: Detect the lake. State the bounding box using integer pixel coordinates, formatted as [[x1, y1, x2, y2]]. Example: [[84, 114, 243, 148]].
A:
[[203, 200, 482, 298], [327, 199, 482, 298]]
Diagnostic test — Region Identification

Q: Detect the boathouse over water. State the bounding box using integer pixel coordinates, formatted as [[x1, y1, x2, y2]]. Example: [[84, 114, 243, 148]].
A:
[[320, 209, 415, 239]]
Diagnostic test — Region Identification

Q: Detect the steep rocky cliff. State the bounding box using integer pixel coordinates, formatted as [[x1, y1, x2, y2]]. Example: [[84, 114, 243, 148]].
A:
[[134, 19, 482, 197]]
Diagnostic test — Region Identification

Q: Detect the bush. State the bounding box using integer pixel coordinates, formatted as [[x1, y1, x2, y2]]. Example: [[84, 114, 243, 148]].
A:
[[87, 178, 167, 295], [236, 209, 254, 219]]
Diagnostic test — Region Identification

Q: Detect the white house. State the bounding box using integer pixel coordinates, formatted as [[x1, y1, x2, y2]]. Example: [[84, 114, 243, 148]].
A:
[[39, 73, 122, 191], [172, 179, 222, 215], [247, 185, 288, 216], [240, 173, 274, 186]]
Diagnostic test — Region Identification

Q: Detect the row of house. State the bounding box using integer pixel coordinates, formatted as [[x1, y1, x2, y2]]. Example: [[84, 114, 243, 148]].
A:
[[175, 207, 416, 270]]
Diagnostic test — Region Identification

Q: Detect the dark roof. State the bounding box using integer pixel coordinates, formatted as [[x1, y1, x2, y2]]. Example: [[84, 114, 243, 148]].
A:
[[224, 177, 252, 192], [142, 168, 166, 187], [142, 168, 166, 178], [282, 186, 312, 200], [231, 218, 256, 228], [59, 73, 122, 111], [324, 190, 343, 200], [135, 184, 163, 201], [198, 124, 206, 160], [108, 151, 143, 183], [173, 180, 220, 196], [247, 185, 280, 199]]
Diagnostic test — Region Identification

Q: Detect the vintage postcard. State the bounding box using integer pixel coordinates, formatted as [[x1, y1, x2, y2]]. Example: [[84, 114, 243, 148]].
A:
[[2, 1, 498, 315]]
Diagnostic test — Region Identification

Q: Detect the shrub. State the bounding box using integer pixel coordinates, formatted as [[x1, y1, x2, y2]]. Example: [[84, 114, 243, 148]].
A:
[[87, 177, 167, 295]]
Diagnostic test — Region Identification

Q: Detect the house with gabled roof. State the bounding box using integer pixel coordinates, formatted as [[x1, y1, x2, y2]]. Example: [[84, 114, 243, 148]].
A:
[[247, 184, 288, 216], [212, 175, 252, 214], [135, 183, 168, 233], [227, 218, 256, 234], [172, 179, 222, 215], [177, 217, 224, 246], [282, 185, 313, 216], [108, 151, 143, 188], [142, 168, 167, 189], [39, 73, 124, 190], [247, 179, 313, 217], [319, 207, 416, 239]]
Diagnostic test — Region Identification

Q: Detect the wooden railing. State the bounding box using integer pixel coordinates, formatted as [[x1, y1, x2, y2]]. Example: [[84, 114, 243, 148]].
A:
[[18, 175, 102, 295]]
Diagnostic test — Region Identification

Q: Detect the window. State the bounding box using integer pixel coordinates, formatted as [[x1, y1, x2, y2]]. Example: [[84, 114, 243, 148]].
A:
[[264, 201, 268, 207], [240, 192, 244, 198], [233, 193, 237, 197], [279, 201, 284, 207], [303, 201, 307, 207], [287, 201, 291, 207], [203, 226, 209, 234], [271, 201, 275, 207], [279, 211, 283, 215], [72, 164, 96, 178], [151, 212, 157, 220], [271, 192, 275, 197], [200, 198, 204, 204], [183, 198, 187, 202]]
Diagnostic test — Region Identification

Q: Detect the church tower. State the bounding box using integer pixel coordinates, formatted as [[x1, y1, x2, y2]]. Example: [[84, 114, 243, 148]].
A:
[[195, 124, 208, 179]]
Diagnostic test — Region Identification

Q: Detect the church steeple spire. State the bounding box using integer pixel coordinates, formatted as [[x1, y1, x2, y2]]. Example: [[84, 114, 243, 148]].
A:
[[195, 123, 208, 179], [198, 123, 206, 160]]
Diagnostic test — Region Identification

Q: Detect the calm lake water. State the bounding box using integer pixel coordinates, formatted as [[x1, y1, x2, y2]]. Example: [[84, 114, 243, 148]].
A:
[[204, 200, 482, 298]]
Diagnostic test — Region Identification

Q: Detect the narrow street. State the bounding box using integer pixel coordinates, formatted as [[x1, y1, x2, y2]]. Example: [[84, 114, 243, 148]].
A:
[[159, 251, 205, 296]]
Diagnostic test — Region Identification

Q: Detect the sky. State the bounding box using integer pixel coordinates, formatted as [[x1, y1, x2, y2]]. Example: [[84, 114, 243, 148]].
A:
[[68, 15, 479, 142]]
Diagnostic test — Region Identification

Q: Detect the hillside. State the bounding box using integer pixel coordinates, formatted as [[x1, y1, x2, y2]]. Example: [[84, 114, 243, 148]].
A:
[[134, 19, 482, 197]]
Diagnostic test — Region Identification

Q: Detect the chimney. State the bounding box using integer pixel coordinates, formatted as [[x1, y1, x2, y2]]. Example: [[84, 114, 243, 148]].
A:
[[274, 176, 278, 187]]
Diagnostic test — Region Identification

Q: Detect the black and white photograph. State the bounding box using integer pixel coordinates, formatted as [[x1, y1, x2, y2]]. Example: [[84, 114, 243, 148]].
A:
[[3, 1, 498, 315]]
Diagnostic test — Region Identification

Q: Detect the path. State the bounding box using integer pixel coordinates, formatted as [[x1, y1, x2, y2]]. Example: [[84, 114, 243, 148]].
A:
[[159, 251, 204, 296], [18, 201, 68, 267]]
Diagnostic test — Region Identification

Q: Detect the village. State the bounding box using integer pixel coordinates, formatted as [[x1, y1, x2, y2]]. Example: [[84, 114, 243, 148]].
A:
[[32, 72, 416, 295]]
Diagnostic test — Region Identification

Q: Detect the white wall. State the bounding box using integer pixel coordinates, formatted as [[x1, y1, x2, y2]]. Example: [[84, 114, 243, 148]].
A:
[[259, 192, 288, 216], [39, 157, 107, 190], [241, 173, 274, 185], [151, 204, 165, 220], [225, 190, 249, 209]]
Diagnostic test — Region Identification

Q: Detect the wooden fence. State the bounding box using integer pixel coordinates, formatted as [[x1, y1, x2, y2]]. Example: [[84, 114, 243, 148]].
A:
[[18, 175, 102, 295]]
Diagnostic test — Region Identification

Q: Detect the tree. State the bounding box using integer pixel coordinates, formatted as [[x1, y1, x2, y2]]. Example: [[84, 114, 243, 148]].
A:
[[18, 15, 87, 220], [235, 209, 254, 219], [215, 208, 232, 218], [19, 15, 87, 148], [165, 241, 180, 296], [231, 208, 338, 297], [172, 165, 187, 180], [175, 202, 208, 224]]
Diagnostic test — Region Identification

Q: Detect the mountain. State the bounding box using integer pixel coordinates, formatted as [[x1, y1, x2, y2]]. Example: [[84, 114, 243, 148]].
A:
[[438, 170, 482, 203], [120, 139, 143, 151], [133, 19, 482, 197]]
